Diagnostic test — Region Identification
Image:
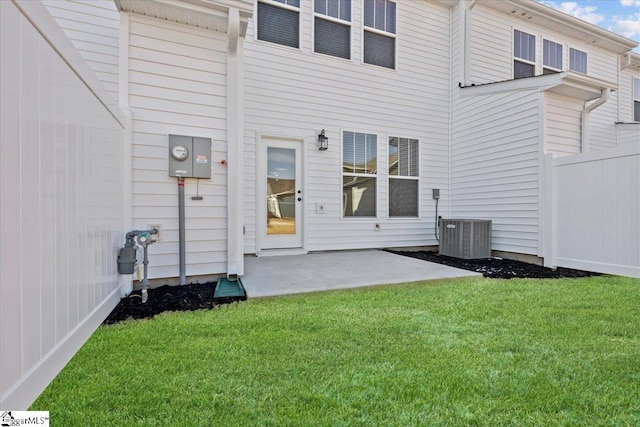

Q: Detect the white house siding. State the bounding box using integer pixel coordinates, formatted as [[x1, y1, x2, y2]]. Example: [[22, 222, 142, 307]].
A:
[[469, 5, 619, 85], [1, 0, 124, 408], [43, 0, 119, 102], [617, 68, 640, 146], [127, 15, 229, 279], [242, 0, 451, 253], [451, 89, 541, 255], [544, 92, 582, 156]]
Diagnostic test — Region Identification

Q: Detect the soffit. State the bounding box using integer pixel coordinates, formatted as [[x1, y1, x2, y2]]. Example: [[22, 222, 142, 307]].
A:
[[114, 0, 253, 35], [481, 0, 638, 54]]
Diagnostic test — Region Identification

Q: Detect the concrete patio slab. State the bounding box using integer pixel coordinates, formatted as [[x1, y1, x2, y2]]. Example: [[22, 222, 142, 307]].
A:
[[241, 249, 481, 298]]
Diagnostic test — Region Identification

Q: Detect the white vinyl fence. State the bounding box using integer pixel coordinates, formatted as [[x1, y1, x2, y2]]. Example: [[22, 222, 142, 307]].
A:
[[543, 145, 640, 278], [1, 0, 126, 409]]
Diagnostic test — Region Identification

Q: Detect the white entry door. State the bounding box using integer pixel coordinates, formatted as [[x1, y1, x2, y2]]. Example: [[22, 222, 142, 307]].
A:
[[260, 139, 303, 249]]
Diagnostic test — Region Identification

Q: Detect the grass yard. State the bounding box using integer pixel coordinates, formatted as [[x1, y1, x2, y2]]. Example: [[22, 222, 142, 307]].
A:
[[32, 276, 640, 426]]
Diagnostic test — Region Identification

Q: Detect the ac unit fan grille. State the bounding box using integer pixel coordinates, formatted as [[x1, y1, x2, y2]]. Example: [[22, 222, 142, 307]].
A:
[[439, 219, 492, 259]]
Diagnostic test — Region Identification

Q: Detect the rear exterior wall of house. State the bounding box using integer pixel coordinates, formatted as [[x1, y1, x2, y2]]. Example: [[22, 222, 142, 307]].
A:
[[242, 0, 452, 254]]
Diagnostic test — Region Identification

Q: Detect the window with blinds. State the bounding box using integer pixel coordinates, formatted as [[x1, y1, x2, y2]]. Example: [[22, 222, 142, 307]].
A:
[[514, 29, 536, 79], [314, 0, 351, 59], [343, 131, 378, 217], [569, 48, 587, 74], [388, 137, 418, 217], [543, 39, 563, 74], [257, 0, 300, 49], [363, 0, 396, 69]]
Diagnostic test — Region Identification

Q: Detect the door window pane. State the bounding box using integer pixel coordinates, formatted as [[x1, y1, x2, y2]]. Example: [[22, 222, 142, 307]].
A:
[[267, 147, 296, 235]]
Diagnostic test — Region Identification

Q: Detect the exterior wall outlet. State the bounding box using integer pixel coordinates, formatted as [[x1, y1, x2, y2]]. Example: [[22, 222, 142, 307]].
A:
[[316, 203, 325, 214], [148, 224, 161, 241], [374, 223, 380, 231]]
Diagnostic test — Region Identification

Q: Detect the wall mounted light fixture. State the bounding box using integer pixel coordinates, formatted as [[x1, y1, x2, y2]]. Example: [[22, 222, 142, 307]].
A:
[[318, 129, 328, 151]]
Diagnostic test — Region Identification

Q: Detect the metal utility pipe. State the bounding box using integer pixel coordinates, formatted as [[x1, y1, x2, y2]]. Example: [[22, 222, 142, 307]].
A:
[[581, 88, 610, 152], [178, 177, 186, 285]]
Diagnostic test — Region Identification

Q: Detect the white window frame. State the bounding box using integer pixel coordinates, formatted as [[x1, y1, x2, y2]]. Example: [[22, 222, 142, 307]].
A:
[[341, 130, 379, 219], [362, 0, 397, 70], [388, 137, 420, 219], [634, 78, 640, 123], [513, 29, 536, 79], [569, 47, 588, 74], [542, 39, 563, 74], [256, 0, 301, 49], [313, 0, 352, 60]]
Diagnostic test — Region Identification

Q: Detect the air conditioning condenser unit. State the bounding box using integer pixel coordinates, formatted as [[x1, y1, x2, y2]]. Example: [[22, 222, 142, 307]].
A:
[[439, 219, 492, 259]]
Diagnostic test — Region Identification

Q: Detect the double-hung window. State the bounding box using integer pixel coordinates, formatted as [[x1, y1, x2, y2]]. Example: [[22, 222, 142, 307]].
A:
[[388, 137, 419, 217], [634, 78, 640, 122], [514, 30, 536, 79], [363, 0, 396, 69], [569, 48, 587, 74], [314, 0, 351, 59], [257, 0, 300, 48], [343, 131, 377, 217], [543, 39, 562, 74]]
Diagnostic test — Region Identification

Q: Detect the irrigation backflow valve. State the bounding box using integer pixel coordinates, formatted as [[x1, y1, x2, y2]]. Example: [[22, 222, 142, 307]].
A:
[[117, 228, 158, 303]]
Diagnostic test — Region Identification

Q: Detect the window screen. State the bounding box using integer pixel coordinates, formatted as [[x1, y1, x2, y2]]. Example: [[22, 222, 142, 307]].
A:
[[257, 1, 299, 48], [364, 31, 395, 69], [314, 0, 351, 59], [363, 0, 396, 69], [343, 131, 377, 217], [389, 137, 418, 218]]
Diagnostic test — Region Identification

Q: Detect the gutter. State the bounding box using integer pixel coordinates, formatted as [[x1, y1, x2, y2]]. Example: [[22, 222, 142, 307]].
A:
[[581, 88, 610, 153], [462, 0, 478, 87], [226, 7, 245, 277]]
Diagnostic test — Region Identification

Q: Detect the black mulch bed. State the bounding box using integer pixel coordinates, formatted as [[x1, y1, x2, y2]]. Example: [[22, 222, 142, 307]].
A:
[[104, 282, 219, 325], [386, 250, 599, 280], [105, 251, 599, 324]]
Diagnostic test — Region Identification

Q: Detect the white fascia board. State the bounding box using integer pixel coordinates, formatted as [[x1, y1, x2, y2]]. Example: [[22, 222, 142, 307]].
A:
[[461, 72, 618, 101]]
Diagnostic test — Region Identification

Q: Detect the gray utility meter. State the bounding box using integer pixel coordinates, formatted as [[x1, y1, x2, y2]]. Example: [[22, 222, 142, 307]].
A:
[[168, 134, 212, 179]]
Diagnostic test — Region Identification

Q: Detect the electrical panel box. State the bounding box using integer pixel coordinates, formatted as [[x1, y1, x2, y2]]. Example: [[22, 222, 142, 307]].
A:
[[168, 134, 212, 179], [439, 219, 492, 259]]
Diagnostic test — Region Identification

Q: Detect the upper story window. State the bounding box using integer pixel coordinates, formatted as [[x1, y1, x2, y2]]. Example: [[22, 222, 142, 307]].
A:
[[388, 137, 419, 217], [569, 48, 587, 74], [634, 78, 640, 122], [314, 0, 351, 59], [543, 39, 563, 74], [363, 0, 396, 69], [343, 131, 378, 217], [257, 0, 300, 49], [514, 30, 536, 79]]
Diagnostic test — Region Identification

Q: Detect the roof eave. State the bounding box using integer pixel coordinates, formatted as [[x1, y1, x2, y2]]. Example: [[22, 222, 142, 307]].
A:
[[461, 71, 618, 101]]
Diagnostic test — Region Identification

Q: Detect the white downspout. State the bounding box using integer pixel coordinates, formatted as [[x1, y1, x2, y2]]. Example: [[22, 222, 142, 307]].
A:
[[463, 0, 478, 87], [226, 8, 244, 277], [581, 88, 610, 153]]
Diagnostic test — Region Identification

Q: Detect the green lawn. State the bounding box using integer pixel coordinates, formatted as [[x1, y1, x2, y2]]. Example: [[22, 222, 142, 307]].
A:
[[32, 276, 640, 426]]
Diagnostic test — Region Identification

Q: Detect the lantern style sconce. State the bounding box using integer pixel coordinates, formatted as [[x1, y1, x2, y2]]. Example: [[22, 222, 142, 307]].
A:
[[318, 129, 329, 151]]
